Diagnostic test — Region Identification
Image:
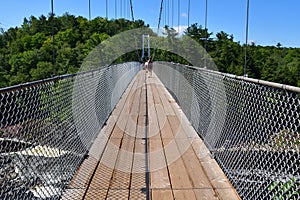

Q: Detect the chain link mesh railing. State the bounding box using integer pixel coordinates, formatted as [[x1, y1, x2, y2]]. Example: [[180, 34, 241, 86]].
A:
[[1, 60, 298, 199], [0, 62, 141, 199], [154, 61, 299, 200]]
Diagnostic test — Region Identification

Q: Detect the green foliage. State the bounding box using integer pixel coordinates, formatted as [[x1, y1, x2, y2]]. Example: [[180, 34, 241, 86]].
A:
[[268, 178, 299, 200], [185, 23, 213, 47], [0, 14, 299, 88], [184, 24, 300, 86], [0, 13, 147, 88], [30, 61, 53, 80], [39, 80, 73, 124]]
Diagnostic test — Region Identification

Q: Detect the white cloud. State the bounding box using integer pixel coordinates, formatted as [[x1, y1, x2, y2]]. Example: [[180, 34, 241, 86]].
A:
[[181, 12, 188, 18], [149, 26, 188, 37], [173, 25, 188, 36]]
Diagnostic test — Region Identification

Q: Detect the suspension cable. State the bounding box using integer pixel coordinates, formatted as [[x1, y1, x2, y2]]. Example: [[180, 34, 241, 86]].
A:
[[105, 0, 108, 19], [204, 0, 208, 68], [129, 0, 141, 62], [167, 0, 170, 26], [120, 0, 122, 18], [188, 0, 190, 27], [88, 0, 92, 70], [205, 0, 208, 49], [151, 0, 164, 61], [89, 0, 91, 21], [127, 0, 130, 19], [128, 0, 130, 19], [125, 0, 128, 19], [244, 0, 250, 77], [125, 0, 127, 19], [164, 0, 167, 26], [122, 0, 124, 19], [129, 0, 134, 21], [115, 0, 117, 19], [157, 0, 164, 32], [124, 0, 125, 19], [177, 0, 180, 34], [172, 0, 174, 28], [205, 0, 208, 35], [51, 0, 56, 76]]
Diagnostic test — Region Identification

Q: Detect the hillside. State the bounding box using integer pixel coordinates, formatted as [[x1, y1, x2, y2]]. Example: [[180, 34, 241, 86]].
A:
[[0, 13, 299, 88]]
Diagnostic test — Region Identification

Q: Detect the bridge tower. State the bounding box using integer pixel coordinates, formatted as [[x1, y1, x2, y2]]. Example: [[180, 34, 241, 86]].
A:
[[141, 34, 150, 61]]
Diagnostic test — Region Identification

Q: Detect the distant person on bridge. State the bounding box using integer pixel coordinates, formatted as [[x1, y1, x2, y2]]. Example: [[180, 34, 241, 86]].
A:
[[144, 59, 149, 72], [146, 57, 153, 77]]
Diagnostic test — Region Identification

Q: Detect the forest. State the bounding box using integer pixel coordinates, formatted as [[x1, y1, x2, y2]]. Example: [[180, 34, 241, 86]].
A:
[[0, 13, 299, 88]]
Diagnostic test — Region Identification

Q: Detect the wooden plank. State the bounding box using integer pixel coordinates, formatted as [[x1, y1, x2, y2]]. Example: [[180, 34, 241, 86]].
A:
[[158, 115, 174, 143], [180, 146, 214, 188], [150, 81, 161, 105], [61, 157, 98, 200], [62, 73, 144, 199], [108, 139, 135, 190], [61, 189, 86, 200], [149, 138, 171, 189], [149, 84, 170, 140], [164, 92, 240, 200], [149, 78, 192, 192], [173, 190, 197, 200], [137, 82, 146, 132], [84, 164, 113, 199], [106, 189, 130, 199], [129, 75, 147, 199], [65, 70, 241, 199], [129, 117, 146, 199], [106, 75, 144, 199], [110, 72, 144, 139], [147, 82, 160, 139], [167, 115, 188, 139], [131, 138, 145, 169], [130, 138, 146, 191], [85, 71, 145, 199], [194, 189, 219, 200], [164, 155, 193, 189], [152, 190, 173, 199], [164, 115, 215, 191], [153, 72, 240, 200], [131, 75, 146, 172], [148, 83, 172, 191], [110, 70, 143, 118], [200, 159, 241, 200], [108, 71, 146, 198], [151, 75, 215, 199], [152, 75, 175, 116], [62, 73, 139, 199], [84, 138, 122, 199], [150, 82, 193, 190]]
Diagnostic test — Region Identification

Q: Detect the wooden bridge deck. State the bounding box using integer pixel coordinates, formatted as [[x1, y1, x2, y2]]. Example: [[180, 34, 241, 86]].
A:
[[62, 70, 240, 200]]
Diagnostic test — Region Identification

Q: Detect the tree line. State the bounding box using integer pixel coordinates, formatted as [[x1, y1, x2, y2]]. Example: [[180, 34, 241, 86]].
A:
[[0, 13, 147, 88], [0, 13, 299, 88], [184, 24, 299, 87]]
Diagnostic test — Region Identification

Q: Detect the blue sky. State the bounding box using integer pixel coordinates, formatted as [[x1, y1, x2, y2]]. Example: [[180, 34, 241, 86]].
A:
[[0, 0, 299, 47]]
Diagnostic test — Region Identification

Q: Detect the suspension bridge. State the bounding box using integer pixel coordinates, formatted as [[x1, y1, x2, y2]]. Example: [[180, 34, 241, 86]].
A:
[[0, 0, 299, 200]]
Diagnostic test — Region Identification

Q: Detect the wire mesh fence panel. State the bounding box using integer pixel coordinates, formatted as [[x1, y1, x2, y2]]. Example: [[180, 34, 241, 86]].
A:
[[0, 62, 141, 199], [1, 60, 298, 199], [154, 61, 300, 200]]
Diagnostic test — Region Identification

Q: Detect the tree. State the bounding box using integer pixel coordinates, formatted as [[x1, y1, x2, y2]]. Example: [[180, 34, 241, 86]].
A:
[[0, 13, 299, 89], [185, 23, 213, 48], [163, 25, 178, 42], [30, 61, 53, 80]]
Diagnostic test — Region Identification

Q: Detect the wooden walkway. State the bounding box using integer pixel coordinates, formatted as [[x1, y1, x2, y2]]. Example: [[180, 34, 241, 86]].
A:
[[62, 71, 240, 200]]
